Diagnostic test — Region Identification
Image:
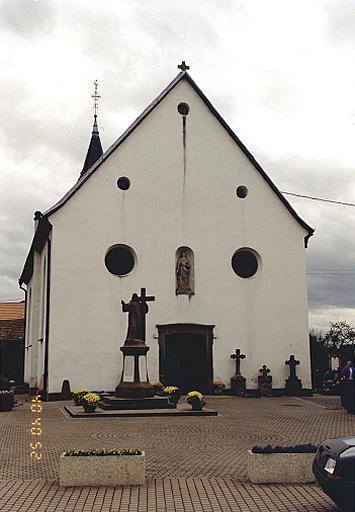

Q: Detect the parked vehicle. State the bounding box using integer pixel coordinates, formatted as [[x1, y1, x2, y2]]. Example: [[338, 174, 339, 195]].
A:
[[313, 436, 355, 511]]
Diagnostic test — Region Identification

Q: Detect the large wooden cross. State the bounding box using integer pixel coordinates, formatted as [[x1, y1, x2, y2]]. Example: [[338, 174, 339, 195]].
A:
[[137, 288, 155, 341], [231, 349, 246, 376], [285, 355, 300, 379]]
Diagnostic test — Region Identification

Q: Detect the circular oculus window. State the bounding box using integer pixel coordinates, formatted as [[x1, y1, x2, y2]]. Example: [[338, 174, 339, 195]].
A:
[[236, 185, 248, 198], [117, 176, 131, 190], [232, 250, 259, 278], [105, 245, 135, 276], [177, 102, 190, 116]]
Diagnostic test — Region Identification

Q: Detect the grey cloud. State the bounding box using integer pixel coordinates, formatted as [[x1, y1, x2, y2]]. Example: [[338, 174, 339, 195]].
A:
[[325, 0, 355, 44], [0, 0, 56, 38], [253, 154, 355, 313]]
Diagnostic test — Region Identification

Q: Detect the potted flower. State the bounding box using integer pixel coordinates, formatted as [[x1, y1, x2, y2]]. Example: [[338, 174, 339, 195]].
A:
[[81, 393, 100, 413], [152, 382, 164, 396], [73, 388, 89, 406], [0, 376, 14, 412], [187, 391, 206, 411], [163, 386, 181, 404], [213, 380, 226, 395]]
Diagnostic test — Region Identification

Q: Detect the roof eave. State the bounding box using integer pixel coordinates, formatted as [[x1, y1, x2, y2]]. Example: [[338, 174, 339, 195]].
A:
[[19, 216, 52, 286]]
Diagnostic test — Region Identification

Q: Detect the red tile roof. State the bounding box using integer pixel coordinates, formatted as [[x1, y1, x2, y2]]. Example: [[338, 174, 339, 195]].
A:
[[0, 302, 25, 320]]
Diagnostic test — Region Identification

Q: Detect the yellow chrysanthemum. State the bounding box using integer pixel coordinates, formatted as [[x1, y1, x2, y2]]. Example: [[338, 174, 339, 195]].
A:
[[74, 388, 89, 396], [163, 386, 179, 394], [82, 393, 100, 404]]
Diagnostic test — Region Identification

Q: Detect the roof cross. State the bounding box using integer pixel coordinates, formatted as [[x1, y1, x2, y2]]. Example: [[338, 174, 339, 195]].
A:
[[91, 80, 101, 118], [178, 61, 190, 72]]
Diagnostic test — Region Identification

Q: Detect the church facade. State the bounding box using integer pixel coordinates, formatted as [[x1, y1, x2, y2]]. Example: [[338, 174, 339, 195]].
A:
[[20, 67, 314, 398]]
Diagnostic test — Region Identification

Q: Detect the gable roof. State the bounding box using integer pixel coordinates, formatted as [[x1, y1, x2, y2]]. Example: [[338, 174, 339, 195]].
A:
[[43, 70, 314, 243], [20, 70, 314, 288]]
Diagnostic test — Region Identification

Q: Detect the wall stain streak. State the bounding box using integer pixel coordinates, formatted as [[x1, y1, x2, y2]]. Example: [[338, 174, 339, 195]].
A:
[[182, 115, 187, 190]]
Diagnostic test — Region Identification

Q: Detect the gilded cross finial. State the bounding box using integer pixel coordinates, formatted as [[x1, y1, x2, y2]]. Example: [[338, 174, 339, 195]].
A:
[[178, 61, 190, 72], [91, 80, 100, 118]]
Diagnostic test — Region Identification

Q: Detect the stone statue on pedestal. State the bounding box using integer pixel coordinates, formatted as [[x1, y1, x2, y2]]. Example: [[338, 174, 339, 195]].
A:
[[121, 293, 148, 343]]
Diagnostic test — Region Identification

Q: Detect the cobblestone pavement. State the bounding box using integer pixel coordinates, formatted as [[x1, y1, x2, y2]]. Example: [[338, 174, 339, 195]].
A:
[[0, 394, 354, 511], [0, 478, 338, 512]]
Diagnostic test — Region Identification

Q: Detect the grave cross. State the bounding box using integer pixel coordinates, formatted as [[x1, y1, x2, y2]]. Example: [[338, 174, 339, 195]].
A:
[[230, 349, 246, 376], [178, 61, 190, 72], [259, 365, 270, 378], [137, 288, 155, 341], [285, 355, 300, 379]]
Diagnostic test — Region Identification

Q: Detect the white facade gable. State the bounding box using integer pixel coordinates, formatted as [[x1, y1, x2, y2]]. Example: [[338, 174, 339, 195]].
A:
[[22, 73, 313, 395]]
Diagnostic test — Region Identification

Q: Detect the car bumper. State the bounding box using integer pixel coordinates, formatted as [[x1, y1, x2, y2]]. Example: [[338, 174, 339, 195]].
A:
[[313, 461, 355, 508]]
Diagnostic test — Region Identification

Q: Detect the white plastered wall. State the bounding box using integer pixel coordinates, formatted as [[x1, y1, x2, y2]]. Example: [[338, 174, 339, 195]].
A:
[[24, 241, 49, 389], [46, 79, 311, 393]]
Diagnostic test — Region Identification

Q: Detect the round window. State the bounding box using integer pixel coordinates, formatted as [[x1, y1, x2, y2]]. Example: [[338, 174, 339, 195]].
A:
[[105, 245, 135, 276], [117, 177, 131, 190], [177, 102, 190, 116], [232, 249, 259, 278], [236, 185, 248, 198]]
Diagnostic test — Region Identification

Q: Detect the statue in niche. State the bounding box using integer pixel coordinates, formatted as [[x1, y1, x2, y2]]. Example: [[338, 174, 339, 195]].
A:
[[176, 249, 193, 295]]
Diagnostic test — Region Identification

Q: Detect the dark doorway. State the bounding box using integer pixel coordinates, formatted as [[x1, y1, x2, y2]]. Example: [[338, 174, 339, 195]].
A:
[[157, 324, 214, 394]]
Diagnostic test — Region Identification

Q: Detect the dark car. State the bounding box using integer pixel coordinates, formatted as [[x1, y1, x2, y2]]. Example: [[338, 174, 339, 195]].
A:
[[313, 436, 355, 511]]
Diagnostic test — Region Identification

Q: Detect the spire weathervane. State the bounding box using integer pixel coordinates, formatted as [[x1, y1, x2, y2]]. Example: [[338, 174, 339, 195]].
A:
[[91, 79, 100, 118], [178, 61, 190, 72], [91, 79, 100, 132]]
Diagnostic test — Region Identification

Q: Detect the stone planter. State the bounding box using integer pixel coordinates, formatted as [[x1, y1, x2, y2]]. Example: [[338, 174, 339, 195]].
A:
[[59, 451, 145, 487], [247, 450, 315, 484]]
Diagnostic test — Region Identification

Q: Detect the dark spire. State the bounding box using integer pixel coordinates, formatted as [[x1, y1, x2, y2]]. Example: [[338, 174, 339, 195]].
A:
[[80, 80, 103, 179]]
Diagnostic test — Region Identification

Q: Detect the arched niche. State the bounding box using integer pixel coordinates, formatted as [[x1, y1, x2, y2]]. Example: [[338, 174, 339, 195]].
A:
[[175, 246, 194, 296]]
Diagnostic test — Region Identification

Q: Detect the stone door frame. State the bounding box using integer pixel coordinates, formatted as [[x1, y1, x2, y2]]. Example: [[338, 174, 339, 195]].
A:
[[156, 323, 215, 393]]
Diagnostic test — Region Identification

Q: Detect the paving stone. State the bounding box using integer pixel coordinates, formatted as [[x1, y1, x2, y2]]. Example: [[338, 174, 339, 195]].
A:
[[0, 394, 352, 510]]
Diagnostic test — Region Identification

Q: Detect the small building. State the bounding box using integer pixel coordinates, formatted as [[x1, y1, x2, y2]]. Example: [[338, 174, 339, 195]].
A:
[[0, 302, 25, 385], [20, 65, 314, 398]]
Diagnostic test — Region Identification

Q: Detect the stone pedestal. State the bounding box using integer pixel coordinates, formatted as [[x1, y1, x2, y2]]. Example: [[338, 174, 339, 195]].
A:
[[258, 377, 272, 396], [284, 377, 303, 396], [231, 375, 246, 396], [115, 342, 154, 399], [100, 395, 175, 410]]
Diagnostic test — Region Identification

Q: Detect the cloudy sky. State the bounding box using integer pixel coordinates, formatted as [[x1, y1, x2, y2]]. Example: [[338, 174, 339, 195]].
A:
[[1, 0, 355, 331]]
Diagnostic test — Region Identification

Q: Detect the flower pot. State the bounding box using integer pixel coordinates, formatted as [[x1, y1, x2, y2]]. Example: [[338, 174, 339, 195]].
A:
[[190, 402, 203, 411], [73, 396, 84, 406], [0, 393, 14, 412], [168, 393, 181, 405], [83, 404, 97, 413]]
